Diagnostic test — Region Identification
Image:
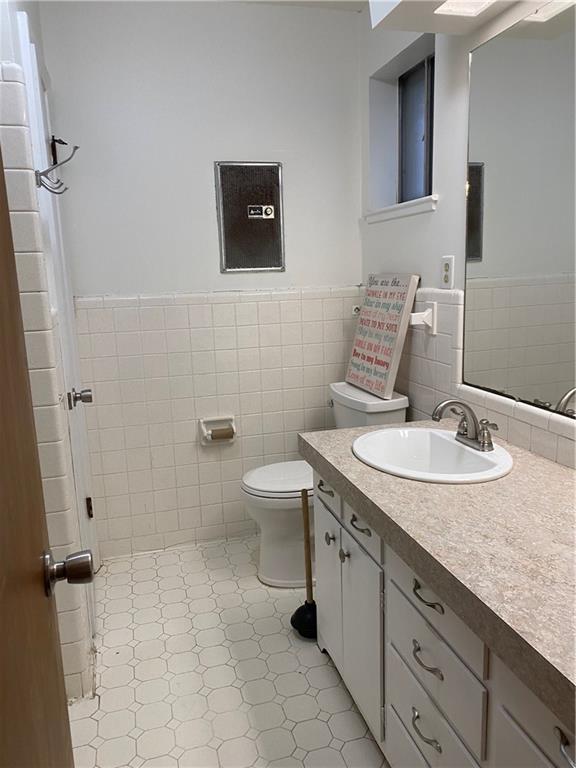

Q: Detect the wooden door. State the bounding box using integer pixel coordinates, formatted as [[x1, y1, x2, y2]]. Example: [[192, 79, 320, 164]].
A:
[[0, 153, 74, 767], [313, 498, 343, 670], [341, 528, 384, 741]]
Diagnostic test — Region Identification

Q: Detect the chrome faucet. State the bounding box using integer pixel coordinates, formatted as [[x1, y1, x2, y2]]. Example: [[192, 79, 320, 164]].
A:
[[555, 387, 576, 416], [431, 399, 498, 452]]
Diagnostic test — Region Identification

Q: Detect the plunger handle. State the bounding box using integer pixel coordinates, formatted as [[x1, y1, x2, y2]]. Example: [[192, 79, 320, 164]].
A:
[[301, 488, 314, 604]]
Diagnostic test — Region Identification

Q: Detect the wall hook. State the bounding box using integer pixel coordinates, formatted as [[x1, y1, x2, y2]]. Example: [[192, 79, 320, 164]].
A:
[[35, 143, 79, 195]]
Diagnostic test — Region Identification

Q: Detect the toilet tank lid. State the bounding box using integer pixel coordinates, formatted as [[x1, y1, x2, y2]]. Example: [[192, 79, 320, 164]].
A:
[[242, 461, 313, 496], [329, 382, 409, 413]]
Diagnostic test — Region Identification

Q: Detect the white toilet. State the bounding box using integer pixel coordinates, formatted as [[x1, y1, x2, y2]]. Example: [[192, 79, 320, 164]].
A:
[[242, 382, 409, 588]]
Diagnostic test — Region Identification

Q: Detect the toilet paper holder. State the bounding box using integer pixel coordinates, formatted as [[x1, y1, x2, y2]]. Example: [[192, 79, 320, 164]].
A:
[[199, 416, 236, 445]]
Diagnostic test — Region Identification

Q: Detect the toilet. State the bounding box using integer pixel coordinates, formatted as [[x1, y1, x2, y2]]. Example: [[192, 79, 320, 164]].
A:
[[242, 382, 409, 588]]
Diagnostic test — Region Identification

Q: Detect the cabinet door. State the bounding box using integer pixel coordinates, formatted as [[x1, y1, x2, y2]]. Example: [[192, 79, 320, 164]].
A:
[[314, 498, 343, 669], [491, 706, 556, 768], [341, 528, 384, 741]]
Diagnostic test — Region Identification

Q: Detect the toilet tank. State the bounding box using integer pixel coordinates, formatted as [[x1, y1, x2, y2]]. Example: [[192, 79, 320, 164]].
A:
[[329, 382, 409, 428]]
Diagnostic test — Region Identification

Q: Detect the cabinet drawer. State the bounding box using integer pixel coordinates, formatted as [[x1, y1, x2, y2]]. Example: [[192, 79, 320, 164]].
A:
[[343, 502, 383, 563], [387, 704, 430, 768], [490, 655, 575, 768], [387, 644, 480, 768], [387, 546, 487, 679], [388, 582, 487, 760], [313, 472, 341, 518]]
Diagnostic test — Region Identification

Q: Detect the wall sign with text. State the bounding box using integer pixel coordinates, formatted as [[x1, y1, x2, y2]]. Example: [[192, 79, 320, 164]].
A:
[[346, 273, 419, 399]]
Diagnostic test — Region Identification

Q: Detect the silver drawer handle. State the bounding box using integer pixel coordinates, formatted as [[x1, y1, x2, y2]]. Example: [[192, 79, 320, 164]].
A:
[[411, 707, 442, 754], [339, 548, 350, 564], [350, 514, 372, 538], [413, 579, 445, 615], [555, 727, 576, 768], [325, 532, 336, 546], [317, 479, 334, 497], [412, 639, 444, 681]]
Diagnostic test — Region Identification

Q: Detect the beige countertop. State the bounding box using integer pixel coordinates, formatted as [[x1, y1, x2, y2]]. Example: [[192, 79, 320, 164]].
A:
[[298, 421, 575, 729]]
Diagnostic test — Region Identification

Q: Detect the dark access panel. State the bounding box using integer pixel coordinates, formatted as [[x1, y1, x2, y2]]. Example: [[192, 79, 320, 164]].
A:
[[215, 162, 285, 272]]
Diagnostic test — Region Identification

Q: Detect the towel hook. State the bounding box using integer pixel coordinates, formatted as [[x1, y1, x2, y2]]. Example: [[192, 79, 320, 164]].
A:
[[35, 142, 79, 195]]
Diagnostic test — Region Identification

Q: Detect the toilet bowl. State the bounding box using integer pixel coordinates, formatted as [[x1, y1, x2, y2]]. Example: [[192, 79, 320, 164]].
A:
[[241, 461, 313, 588], [243, 382, 409, 588]]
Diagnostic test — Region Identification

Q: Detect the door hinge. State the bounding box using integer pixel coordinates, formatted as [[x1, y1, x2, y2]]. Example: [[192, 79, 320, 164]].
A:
[[86, 497, 94, 519]]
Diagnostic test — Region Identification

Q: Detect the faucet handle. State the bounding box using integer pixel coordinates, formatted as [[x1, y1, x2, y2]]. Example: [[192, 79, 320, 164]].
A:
[[478, 419, 498, 451], [450, 407, 468, 436]]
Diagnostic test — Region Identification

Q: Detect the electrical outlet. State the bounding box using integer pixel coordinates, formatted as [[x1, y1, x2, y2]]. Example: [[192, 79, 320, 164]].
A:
[[441, 256, 454, 289]]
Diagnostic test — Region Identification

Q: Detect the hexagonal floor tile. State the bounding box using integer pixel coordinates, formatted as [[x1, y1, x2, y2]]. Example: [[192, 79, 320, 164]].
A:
[[248, 702, 285, 732], [207, 686, 243, 714], [283, 694, 320, 723], [212, 711, 250, 740], [135, 702, 172, 731], [136, 727, 175, 760], [256, 727, 296, 761], [293, 720, 332, 751], [96, 735, 136, 768], [328, 711, 367, 741], [218, 736, 258, 768], [178, 746, 219, 767]]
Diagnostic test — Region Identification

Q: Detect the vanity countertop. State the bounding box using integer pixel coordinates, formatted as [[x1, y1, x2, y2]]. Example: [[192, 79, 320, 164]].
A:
[[298, 421, 575, 728]]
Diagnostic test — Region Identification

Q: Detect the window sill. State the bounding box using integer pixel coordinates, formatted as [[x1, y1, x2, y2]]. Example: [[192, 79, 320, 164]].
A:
[[363, 194, 438, 225]]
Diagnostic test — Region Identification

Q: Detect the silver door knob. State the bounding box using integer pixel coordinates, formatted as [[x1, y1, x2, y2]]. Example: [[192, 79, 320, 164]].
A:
[[339, 548, 350, 564], [44, 549, 94, 596], [67, 388, 93, 409]]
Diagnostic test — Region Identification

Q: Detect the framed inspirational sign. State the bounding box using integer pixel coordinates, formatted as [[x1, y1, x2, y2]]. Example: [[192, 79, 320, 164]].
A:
[[345, 273, 419, 399]]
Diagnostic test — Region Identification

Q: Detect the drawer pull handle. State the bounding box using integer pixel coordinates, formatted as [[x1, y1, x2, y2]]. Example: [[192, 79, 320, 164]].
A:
[[412, 639, 444, 681], [554, 727, 576, 768], [324, 532, 336, 546], [317, 479, 335, 497], [411, 707, 442, 754], [350, 514, 372, 537], [413, 579, 445, 615], [339, 548, 350, 564]]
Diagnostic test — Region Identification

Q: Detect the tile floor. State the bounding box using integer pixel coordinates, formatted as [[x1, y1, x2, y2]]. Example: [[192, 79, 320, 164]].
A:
[[69, 536, 386, 768]]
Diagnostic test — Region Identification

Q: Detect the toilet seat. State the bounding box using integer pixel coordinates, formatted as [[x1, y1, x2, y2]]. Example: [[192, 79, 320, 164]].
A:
[[241, 460, 313, 500]]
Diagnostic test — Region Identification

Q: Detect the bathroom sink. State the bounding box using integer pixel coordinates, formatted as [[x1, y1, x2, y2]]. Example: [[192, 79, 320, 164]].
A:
[[352, 428, 513, 484]]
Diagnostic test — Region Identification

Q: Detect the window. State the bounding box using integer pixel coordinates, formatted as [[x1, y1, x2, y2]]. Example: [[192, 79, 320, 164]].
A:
[[398, 56, 434, 203]]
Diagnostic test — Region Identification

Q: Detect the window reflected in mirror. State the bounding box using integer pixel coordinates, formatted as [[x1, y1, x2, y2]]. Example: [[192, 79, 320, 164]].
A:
[[464, 5, 575, 417]]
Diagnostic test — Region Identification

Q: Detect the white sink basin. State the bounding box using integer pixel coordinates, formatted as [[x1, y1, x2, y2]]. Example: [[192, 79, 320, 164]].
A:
[[352, 428, 513, 484]]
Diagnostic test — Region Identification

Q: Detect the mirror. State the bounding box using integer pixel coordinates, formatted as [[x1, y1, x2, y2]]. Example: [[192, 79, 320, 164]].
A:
[[464, 5, 575, 417]]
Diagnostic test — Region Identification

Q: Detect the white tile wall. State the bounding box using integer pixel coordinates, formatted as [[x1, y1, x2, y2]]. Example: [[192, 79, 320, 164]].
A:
[[1, 61, 93, 699], [396, 287, 576, 468], [465, 275, 575, 405], [76, 287, 361, 558]]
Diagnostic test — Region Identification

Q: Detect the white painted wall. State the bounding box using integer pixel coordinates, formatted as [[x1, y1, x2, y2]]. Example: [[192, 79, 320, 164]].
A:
[[38, 1, 361, 296], [468, 15, 574, 278], [358, 3, 548, 289]]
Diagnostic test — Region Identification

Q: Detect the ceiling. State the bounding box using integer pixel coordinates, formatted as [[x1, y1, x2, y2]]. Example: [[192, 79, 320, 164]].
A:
[[245, 0, 366, 11]]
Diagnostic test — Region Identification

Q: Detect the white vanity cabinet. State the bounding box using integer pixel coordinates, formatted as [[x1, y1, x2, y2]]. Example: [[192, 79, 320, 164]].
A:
[[313, 495, 384, 740], [312, 473, 575, 768]]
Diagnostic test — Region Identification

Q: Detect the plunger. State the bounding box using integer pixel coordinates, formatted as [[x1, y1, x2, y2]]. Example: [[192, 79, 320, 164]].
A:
[[290, 488, 317, 639]]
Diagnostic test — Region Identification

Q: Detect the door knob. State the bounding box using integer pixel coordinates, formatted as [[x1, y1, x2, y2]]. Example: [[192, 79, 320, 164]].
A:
[[44, 549, 94, 596], [339, 548, 350, 564], [67, 388, 93, 409]]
